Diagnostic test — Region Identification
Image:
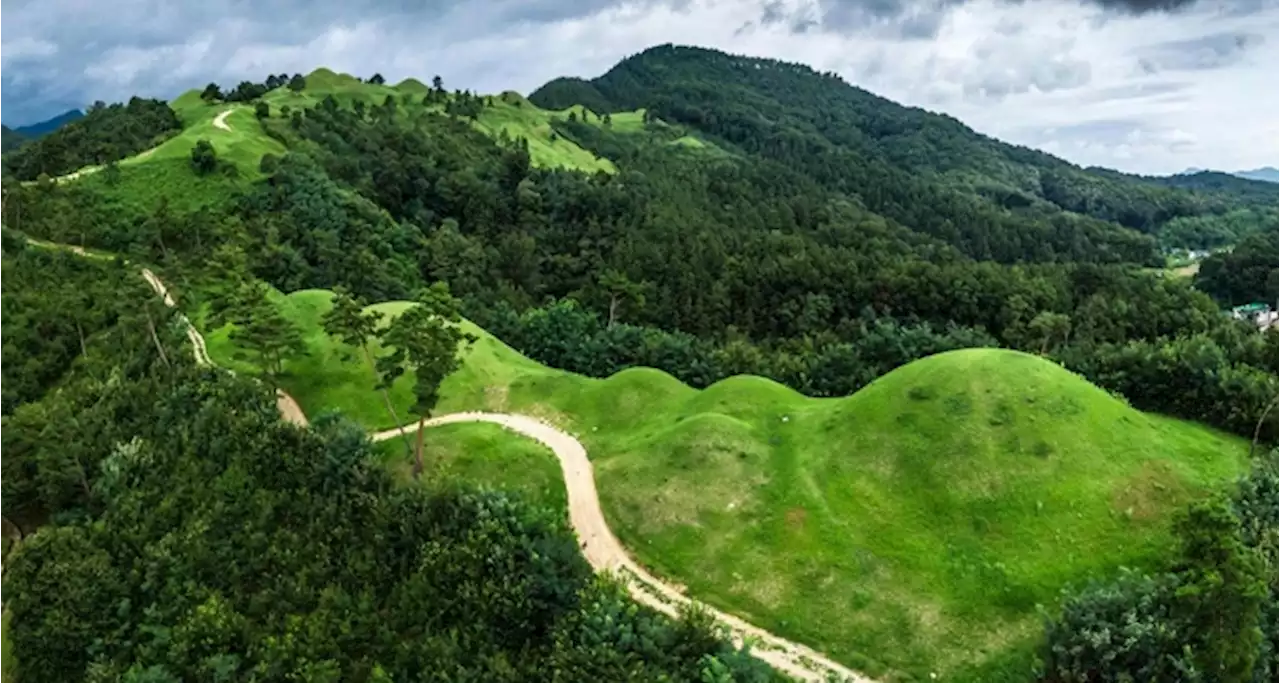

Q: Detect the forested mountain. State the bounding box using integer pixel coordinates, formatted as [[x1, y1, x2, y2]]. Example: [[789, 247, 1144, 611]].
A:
[[532, 45, 1277, 257], [1233, 166, 1280, 183], [1, 108, 87, 153]]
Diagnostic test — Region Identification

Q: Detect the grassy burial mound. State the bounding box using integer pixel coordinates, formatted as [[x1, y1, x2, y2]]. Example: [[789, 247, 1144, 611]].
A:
[[205, 289, 1250, 681]]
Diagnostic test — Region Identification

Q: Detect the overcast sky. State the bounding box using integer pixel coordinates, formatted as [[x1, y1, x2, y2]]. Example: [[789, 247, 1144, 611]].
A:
[[2, 0, 1276, 175]]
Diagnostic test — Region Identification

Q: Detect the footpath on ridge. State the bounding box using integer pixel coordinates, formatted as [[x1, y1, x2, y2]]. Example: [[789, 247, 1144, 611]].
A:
[[138, 263, 874, 683], [25, 210, 877, 683]]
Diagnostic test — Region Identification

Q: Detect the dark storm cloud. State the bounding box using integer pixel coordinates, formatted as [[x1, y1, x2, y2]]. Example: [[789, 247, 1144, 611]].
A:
[[801, 0, 965, 39], [1, 0, 656, 125], [775, 0, 1263, 40], [1133, 31, 1265, 72]]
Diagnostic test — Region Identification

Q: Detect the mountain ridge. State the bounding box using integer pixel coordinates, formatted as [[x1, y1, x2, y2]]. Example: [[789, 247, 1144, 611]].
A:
[[531, 44, 1276, 260]]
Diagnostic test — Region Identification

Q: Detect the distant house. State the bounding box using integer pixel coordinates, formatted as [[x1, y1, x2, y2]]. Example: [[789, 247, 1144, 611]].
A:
[[1230, 303, 1278, 330]]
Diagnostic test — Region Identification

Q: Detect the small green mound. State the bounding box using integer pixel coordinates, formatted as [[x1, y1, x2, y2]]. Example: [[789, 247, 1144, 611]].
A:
[[375, 421, 566, 515], [305, 67, 360, 90], [202, 293, 1249, 682], [394, 78, 429, 94]]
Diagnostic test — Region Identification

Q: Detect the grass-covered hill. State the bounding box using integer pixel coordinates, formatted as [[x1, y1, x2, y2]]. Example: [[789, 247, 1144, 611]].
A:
[[201, 286, 1250, 682], [531, 44, 1278, 256]]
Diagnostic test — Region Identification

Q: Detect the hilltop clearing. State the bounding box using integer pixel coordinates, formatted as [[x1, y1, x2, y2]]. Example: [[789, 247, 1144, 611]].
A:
[[204, 286, 1251, 681]]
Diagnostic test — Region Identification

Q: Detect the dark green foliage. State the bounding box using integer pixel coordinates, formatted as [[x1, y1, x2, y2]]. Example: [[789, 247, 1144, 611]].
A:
[[238, 154, 421, 301], [1, 124, 29, 153], [1, 243, 191, 524], [1194, 231, 1279, 307], [532, 45, 1274, 260], [1041, 465, 1275, 683], [479, 299, 997, 397], [4, 97, 181, 180], [287, 73, 306, 92], [189, 139, 218, 175], [4, 363, 783, 683], [254, 101, 270, 119], [199, 83, 222, 102], [225, 280, 307, 381], [1060, 334, 1278, 442]]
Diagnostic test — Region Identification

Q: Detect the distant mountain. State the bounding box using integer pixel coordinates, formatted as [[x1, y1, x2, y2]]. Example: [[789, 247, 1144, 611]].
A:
[[10, 108, 84, 139], [1233, 167, 1279, 183], [1178, 166, 1278, 184], [1, 125, 29, 153]]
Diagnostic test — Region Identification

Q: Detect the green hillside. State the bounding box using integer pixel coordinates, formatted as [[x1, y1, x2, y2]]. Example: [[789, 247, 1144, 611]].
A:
[[531, 44, 1278, 259], [203, 287, 1250, 681], [24, 67, 634, 204], [169, 68, 629, 174]]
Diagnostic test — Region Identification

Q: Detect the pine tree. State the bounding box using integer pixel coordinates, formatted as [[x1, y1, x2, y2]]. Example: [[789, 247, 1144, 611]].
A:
[[321, 287, 411, 455], [376, 283, 475, 478], [229, 282, 306, 383]]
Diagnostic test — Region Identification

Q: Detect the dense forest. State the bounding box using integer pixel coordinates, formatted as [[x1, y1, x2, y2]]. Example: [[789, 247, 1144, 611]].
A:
[[2, 44, 1277, 683], [533, 45, 1277, 258], [1, 125, 29, 153], [1194, 231, 1280, 307]]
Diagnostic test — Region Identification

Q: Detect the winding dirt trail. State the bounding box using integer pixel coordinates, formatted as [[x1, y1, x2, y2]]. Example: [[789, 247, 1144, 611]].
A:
[[46, 242, 873, 682], [212, 109, 233, 132], [373, 414, 873, 683]]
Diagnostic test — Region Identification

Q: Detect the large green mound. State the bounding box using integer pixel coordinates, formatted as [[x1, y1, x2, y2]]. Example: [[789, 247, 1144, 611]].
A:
[[203, 287, 1249, 681]]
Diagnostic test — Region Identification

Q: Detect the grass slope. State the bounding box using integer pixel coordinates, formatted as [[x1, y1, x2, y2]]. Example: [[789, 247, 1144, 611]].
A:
[[203, 287, 1250, 681], [67, 66, 703, 217], [375, 422, 567, 515], [2, 609, 12, 683]]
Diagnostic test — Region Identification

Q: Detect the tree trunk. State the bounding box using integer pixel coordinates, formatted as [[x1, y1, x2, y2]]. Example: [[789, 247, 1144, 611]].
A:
[[145, 310, 172, 369], [608, 294, 619, 328], [1249, 394, 1279, 459], [364, 345, 413, 459], [75, 320, 88, 359], [413, 414, 427, 479]]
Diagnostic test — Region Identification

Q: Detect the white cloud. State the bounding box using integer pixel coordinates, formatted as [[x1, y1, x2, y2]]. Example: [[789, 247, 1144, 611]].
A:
[[2, 0, 1275, 174]]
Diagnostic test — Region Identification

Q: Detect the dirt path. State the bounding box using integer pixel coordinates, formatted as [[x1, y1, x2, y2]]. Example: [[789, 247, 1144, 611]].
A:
[[371, 413, 874, 683], [48, 245, 873, 682], [212, 109, 233, 132]]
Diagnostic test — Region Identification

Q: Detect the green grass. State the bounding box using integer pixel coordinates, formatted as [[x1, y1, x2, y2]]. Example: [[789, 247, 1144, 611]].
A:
[[69, 65, 664, 206], [471, 95, 617, 173], [202, 287, 1251, 681], [374, 422, 567, 516], [3, 609, 13, 683]]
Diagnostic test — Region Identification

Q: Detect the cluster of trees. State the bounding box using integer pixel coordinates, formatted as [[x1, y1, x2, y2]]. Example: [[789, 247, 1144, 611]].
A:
[[2, 229, 191, 525], [2, 124, 30, 153], [1194, 230, 1279, 307], [2, 97, 181, 180], [200, 73, 305, 103], [9, 402, 783, 681], [1041, 460, 1277, 683]]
